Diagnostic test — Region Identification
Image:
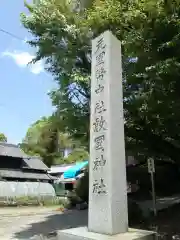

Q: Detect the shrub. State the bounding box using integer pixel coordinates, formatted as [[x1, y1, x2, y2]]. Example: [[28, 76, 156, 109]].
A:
[[75, 170, 89, 202], [128, 198, 145, 226]]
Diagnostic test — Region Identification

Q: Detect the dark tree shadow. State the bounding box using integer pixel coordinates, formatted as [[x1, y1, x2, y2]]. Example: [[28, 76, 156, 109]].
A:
[[13, 209, 88, 239]]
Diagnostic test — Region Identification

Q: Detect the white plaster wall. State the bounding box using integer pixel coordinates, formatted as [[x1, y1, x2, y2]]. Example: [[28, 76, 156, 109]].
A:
[[0, 181, 56, 198]]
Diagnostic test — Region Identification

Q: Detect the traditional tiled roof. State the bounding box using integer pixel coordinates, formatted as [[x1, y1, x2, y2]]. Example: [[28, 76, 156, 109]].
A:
[[0, 142, 49, 171], [23, 157, 49, 171], [49, 164, 74, 174], [0, 142, 27, 158], [0, 169, 52, 180]]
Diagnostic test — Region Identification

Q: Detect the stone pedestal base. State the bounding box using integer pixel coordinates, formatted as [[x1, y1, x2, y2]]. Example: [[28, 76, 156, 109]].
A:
[[57, 227, 155, 240]]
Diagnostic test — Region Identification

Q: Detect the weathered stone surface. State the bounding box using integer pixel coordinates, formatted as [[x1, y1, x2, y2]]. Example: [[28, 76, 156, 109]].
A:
[[57, 227, 155, 240], [89, 30, 128, 235]]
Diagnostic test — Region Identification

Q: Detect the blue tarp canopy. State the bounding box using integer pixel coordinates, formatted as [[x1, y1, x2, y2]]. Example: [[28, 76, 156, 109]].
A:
[[63, 161, 88, 179]]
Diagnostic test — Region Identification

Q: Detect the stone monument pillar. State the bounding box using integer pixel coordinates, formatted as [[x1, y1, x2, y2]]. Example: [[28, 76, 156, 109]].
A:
[[57, 31, 155, 240], [88, 30, 128, 235]]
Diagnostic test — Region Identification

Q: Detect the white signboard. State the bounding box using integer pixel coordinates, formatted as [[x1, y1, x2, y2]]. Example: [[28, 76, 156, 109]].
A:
[[148, 158, 155, 173]]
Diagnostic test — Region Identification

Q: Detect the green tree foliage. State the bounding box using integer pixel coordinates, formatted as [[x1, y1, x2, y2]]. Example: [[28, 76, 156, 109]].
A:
[[75, 168, 89, 202], [65, 148, 89, 163], [21, 0, 90, 149], [21, 0, 180, 163], [0, 133, 7, 142], [20, 116, 75, 166]]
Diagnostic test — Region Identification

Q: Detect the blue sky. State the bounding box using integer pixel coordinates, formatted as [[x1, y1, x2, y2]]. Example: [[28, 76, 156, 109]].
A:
[[0, 1, 56, 144]]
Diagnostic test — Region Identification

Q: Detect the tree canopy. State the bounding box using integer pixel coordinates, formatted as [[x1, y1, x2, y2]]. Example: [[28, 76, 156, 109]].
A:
[[19, 116, 75, 166], [21, 0, 180, 163], [0, 133, 7, 142], [65, 148, 89, 163], [19, 116, 87, 166]]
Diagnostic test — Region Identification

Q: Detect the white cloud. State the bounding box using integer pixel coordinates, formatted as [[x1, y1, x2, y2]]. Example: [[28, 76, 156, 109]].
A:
[[2, 51, 44, 74]]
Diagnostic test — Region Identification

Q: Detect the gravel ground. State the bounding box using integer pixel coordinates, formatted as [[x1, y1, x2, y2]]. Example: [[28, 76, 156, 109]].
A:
[[0, 207, 87, 240], [0, 214, 51, 239], [2, 196, 180, 240], [0, 207, 60, 239]]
